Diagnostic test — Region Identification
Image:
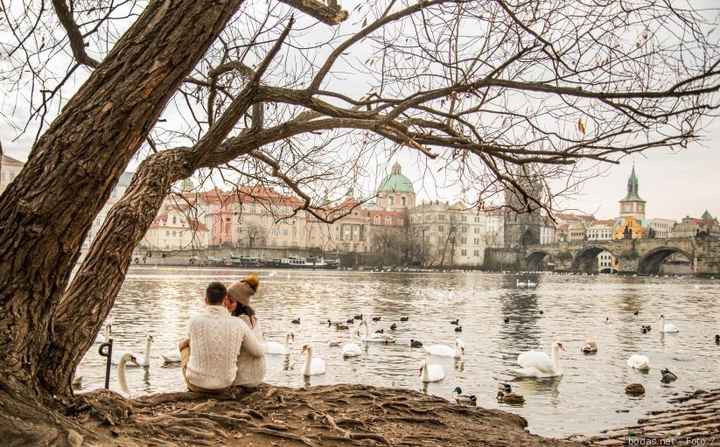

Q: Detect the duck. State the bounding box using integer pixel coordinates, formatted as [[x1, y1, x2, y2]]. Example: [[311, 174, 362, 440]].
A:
[[112, 334, 153, 368], [633, 310, 639, 316], [419, 358, 445, 383], [627, 354, 650, 371], [450, 319, 459, 326], [335, 323, 349, 331], [410, 339, 423, 348], [539, 310, 544, 315], [512, 341, 565, 378], [346, 318, 354, 324], [400, 316, 409, 322], [72, 376, 83, 390], [353, 314, 363, 320], [454, 326, 462, 333], [660, 368, 678, 383], [328, 340, 342, 347], [117, 353, 141, 396], [496, 384, 525, 405], [390, 323, 397, 331], [659, 315, 679, 333], [360, 321, 396, 344], [452, 386, 477, 406], [424, 339, 464, 359], [266, 333, 294, 355], [504, 317, 510, 324], [715, 334, 720, 345], [375, 329, 384, 334], [581, 339, 598, 354], [301, 345, 326, 376], [291, 317, 301, 325], [641, 324, 652, 334], [372, 316, 381, 322]]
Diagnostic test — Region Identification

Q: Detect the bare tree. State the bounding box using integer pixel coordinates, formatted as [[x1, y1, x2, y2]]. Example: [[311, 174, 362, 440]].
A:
[[1, 0, 720, 443]]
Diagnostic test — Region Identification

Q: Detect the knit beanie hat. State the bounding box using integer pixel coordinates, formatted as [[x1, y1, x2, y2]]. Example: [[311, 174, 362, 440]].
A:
[[227, 274, 259, 306]]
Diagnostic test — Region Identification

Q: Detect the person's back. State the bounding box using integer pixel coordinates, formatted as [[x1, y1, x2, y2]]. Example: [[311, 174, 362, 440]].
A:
[[233, 315, 266, 387], [182, 282, 264, 392]]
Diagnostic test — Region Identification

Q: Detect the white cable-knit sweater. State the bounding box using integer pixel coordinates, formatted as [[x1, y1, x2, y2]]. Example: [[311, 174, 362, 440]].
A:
[[186, 305, 264, 390]]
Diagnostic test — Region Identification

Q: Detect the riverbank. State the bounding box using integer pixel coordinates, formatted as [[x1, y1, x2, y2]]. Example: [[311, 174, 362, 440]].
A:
[[571, 388, 720, 446], [71, 384, 580, 446]]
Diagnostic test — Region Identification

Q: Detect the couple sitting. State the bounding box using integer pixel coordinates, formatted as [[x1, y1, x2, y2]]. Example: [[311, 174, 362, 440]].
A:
[[179, 275, 266, 393]]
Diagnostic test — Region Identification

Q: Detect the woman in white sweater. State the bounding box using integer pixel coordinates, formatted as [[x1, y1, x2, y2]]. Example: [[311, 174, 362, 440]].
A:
[[225, 275, 267, 388]]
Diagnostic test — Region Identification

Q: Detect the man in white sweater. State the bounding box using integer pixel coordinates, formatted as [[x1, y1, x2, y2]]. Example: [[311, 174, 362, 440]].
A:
[[180, 282, 264, 393]]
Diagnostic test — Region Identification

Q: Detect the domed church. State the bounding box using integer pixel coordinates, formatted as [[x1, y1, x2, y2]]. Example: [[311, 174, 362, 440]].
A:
[[376, 162, 416, 211]]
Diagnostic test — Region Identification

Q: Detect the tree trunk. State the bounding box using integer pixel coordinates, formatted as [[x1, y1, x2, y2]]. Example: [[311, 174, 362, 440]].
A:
[[0, 0, 245, 395], [40, 149, 194, 396]]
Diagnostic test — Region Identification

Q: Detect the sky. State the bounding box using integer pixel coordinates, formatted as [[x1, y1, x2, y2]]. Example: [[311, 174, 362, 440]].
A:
[[1, 0, 718, 222]]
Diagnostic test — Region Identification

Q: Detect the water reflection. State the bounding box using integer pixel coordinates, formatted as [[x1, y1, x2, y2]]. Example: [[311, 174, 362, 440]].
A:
[[76, 268, 720, 437]]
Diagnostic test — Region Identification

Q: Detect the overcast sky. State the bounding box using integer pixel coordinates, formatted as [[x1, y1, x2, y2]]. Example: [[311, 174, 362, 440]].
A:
[[1, 0, 718, 222]]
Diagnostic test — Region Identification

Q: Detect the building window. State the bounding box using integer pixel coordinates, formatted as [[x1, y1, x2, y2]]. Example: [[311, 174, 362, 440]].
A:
[[438, 225, 444, 232], [389, 197, 394, 206], [473, 249, 480, 256], [461, 249, 467, 256], [401, 197, 406, 206]]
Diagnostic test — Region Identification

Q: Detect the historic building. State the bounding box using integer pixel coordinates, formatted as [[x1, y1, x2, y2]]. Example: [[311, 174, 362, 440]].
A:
[[376, 162, 416, 211], [613, 166, 649, 239], [670, 211, 720, 238], [0, 154, 24, 194], [649, 218, 676, 239], [502, 168, 551, 248]]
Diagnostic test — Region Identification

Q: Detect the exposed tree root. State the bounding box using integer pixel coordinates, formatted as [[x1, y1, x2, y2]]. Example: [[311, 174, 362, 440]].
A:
[[1, 384, 581, 446]]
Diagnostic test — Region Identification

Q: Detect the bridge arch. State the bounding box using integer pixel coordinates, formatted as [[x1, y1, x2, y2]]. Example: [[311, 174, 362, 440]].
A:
[[527, 251, 551, 271], [571, 245, 617, 273], [638, 246, 693, 275]]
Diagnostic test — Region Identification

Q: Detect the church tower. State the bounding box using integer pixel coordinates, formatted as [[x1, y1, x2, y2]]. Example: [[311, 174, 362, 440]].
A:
[[618, 165, 646, 220]]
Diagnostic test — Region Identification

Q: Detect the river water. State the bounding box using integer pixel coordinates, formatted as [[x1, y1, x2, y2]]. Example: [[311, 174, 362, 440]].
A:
[[76, 267, 720, 438]]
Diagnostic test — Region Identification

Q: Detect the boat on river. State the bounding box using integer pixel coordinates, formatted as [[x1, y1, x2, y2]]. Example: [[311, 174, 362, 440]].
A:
[[278, 256, 339, 269]]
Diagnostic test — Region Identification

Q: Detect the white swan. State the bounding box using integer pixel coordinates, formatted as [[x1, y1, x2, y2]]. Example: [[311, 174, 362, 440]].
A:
[[419, 358, 445, 383], [512, 341, 565, 378], [112, 334, 153, 368], [627, 354, 650, 371], [341, 331, 362, 358], [424, 338, 464, 359], [266, 333, 295, 355], [360, 320, 396, 344], [659, 315, 679, 333], [94, 323, 113, 344], [302, 345, 326, 376], [117, 353, 140, 396]]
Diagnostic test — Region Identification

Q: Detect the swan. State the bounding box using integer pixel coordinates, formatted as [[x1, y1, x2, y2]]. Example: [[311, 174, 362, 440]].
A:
[[301, 345, 326, 376], [419, 358, 445, 383], [94, 323, 113, 344], [360, 321, 396, 344], [424, 338, 464, 359], [266, 333, 294, 355], [341, 332, 362, 358], [627, 354, 650, 371], [161, 353, 181, 366], [659, 315, 679, 333], [117, 353, 140, 396], [112, 334, 153, 368], [512, 341, 565, 378]]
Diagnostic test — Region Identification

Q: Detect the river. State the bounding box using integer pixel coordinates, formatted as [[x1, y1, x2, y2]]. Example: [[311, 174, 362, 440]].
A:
[[75, 267, 720, 438]]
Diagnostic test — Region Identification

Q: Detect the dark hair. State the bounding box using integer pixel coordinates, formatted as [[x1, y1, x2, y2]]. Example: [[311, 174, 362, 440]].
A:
[[232, 302, 257, 327], [206, 282, 227, 305]]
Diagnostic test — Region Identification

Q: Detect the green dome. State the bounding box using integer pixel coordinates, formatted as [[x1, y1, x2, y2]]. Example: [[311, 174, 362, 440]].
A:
[[378, 162, 414, 194]]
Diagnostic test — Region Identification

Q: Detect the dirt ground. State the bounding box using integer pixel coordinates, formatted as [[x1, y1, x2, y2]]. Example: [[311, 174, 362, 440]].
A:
[[68, 383, 583, 446]]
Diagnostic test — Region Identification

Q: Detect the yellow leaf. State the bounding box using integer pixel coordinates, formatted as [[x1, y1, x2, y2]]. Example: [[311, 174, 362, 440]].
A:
[[577, 119, 586, 135]]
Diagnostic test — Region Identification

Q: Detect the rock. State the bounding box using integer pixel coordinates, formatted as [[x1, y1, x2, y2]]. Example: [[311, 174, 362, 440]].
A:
[[625, 384, 645, 396]]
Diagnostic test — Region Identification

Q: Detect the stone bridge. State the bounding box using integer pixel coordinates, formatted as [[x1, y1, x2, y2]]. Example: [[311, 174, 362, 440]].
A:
[[525, 237, 720, 275]]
